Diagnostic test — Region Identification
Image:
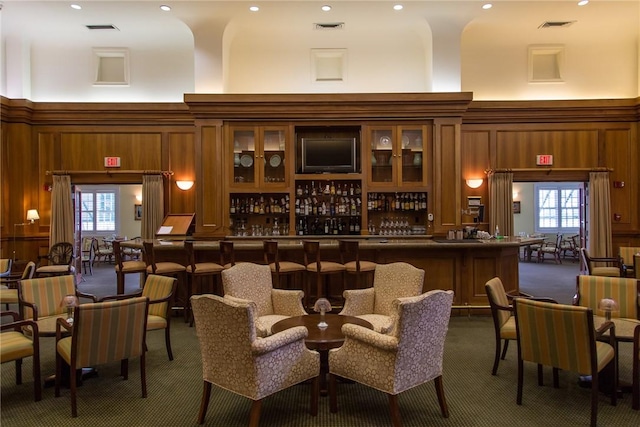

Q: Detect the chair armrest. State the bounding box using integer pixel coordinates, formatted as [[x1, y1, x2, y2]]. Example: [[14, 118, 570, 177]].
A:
[[339, 288, 375, 316], [271, 289, 307, 316], [341, 323, 399, 351], [99, 290, 144, 302], [251, 325, 308, 355], [1, 310, 19, 322], [1, 315, 38, 335], [595, 321, 616, 347], [76, 290, 97, 303], [19, 300, 39, 321], [55, 317, 72, 342]]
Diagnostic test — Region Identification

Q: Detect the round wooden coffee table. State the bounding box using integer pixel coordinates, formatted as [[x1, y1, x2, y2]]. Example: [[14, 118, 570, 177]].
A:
[[272, 313, 373, 396]]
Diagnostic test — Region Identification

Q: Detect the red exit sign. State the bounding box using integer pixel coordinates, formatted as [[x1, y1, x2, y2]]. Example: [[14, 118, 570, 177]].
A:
[[104, 157, 121, 168], [536, 155, 553, 166]]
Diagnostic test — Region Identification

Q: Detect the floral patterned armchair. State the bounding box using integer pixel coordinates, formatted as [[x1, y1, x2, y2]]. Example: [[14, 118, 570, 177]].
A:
[[329, 290, 454, 427], [190, 294, 320, 426], [339, 262, 424, 333], [222, 262, 307, 337]]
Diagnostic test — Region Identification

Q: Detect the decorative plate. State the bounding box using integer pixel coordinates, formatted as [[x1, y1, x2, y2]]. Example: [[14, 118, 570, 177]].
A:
[[240, 154, 253, 168], [269, 154, 282, 168], [402, 135, 410, 148], [379, 136, 391, 146]]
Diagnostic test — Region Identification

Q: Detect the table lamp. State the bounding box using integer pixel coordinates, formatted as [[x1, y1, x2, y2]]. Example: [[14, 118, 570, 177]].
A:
[[597, 298, 619, 321], [313, 298, 332, 330], [61, 295, 79, 324]]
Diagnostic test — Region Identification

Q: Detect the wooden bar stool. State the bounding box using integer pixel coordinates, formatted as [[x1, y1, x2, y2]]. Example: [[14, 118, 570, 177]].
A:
[[143, 241, 188, 321], [219, 241, 236, 269], [339, 240, 377, 289], [113, 240, 147, 295], [263, 240, 306, 289], [184, 240, 225, 326], [303, 240, 346, 309]]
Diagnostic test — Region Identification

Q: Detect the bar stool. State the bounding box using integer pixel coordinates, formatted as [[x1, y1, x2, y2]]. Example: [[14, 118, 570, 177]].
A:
[[303, 240, 345, 309], [143, 241, 188, 321], [184, 240, 225, 326], [339, 240, 377, 289], [113, 240, 147, 295], [220, 241, 236, 269], [263, 240, 306, 289]]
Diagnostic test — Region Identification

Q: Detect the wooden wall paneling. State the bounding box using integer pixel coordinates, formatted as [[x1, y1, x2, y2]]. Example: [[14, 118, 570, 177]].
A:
[[433, 119, 461, 233], [195, 122, 224, 236], [37, 132, 57, 230], [168, 132, 196, 214], [461, 130, 490, 225], [604, 128, 634, 228]]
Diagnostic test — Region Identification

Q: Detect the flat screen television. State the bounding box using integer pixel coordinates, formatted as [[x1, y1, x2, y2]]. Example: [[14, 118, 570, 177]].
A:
[[300, 137, 357, 173]]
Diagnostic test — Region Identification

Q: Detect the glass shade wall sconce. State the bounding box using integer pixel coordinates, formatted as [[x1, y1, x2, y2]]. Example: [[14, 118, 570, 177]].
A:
[[176, 180, 194, 191], [466, 179, 483, 189]]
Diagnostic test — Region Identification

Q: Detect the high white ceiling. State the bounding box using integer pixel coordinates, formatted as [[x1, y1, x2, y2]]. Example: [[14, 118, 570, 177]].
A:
[[2, 1, 638, 49]]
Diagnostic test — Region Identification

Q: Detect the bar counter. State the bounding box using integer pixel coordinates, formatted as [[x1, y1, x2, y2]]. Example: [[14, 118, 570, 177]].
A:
[[138, 236, 535, 308]]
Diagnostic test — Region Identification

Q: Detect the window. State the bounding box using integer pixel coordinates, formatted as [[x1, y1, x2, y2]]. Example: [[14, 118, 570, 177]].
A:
[[534, 183, 581, 234], [81, 188, 118, 232]]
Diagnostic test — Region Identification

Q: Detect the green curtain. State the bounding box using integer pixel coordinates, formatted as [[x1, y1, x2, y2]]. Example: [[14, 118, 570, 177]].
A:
[[588, 172, 612, 257], [141, 174, 165, 240], [49, 175, 74, 248]]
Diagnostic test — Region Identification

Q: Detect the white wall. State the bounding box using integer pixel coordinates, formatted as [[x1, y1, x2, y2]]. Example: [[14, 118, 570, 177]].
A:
[[513, 183, 535, 236], [118, 185, 143, 239]]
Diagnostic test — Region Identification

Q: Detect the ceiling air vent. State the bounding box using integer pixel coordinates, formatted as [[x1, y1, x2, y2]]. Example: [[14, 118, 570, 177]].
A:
[[314, 22, 345, 30], [86, 24, 119, 31], [538, 21, 576, 29]]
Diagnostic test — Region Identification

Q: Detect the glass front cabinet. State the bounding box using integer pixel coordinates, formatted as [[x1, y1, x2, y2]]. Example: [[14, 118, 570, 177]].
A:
[[366, 125, 427, 188], [228, 125, 290, 189]]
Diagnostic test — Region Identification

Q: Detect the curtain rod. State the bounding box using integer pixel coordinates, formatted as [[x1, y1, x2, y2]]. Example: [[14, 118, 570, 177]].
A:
[[46, 170, 173, 176], [486, 167, 613, 174]]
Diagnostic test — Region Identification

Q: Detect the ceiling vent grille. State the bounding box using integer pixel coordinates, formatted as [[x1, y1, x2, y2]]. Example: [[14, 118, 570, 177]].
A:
[[538, 21, 576, 29], [86, 24, 119, 31], [314, 22, 345, 30]]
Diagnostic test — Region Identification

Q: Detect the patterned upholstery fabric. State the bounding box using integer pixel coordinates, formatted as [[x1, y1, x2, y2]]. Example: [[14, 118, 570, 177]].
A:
[[485, 277, 517, 376], [142, 274, 176, 360], [190, 294, 319, 403], [56, 296, 149, 417], [222, 263, 306, 337], [1, 262, 37, 306], [1, 312, 41, 401], [576, 275, 639, 320], [330, 289, 453, 396], [514, 298, 616, 426], [339, 262, 425, 333], [18, 275, 77, 320]]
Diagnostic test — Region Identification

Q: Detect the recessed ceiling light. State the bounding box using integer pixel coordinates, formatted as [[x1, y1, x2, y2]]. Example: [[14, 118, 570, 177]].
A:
[[249, 6, 260, 12], [393, 5, 403, 11], [577, 0, 589, 6], [321, 5, 332, 12], [71, 4, 82, 10], [160, 5, 171, 12], [482, 3, 493, 10]]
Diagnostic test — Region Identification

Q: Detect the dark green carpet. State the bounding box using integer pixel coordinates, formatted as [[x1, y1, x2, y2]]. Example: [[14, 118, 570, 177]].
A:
[[2, 315, 638, 426]]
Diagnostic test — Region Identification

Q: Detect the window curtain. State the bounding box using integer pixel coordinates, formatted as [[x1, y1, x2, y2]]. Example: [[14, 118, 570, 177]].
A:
[[141, 174, 164, 240], [588, 171, 612, 257], [488, 171, 514, 237], [50, 175, 74, 248]]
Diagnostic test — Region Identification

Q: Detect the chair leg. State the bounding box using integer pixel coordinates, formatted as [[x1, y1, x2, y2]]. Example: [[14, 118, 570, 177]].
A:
[[140, 352, 147, 398], [310, 376, 319, 416], [491, 338, 502, 375], [434, 375, 449, 418], [552, 367, 559, 388], [590, 373, 599, 427], [500, 339, 509, 360], [516, 359, 524, 405], [248, 399, 262, 427], [329, 373, 338, 413], [33, 347, 41, 402], [70, 363, 78, 417], [15, 358, 22, 384], [388, 393, 402, 427], [165, 324, 174, 361], [121, 359, 129, 379], [55, 353, 61, 397], [197, 381, 212, 424]]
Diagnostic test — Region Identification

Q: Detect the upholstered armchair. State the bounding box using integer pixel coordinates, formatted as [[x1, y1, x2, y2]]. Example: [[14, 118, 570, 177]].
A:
[[1, 261, 35, 310], [1, 311, 41, 401], [329, 290, 453, 427], [619, 246, 640, 278], [580, 248, 623, 277], [55, 297, 149, 417], [190, 294, 320, 426], [339, 262, 424, 333], [35, 242, 75, 277], [221, 262, 307, 337], [514, 298, 616, 427], [574, 275, 640, 320]]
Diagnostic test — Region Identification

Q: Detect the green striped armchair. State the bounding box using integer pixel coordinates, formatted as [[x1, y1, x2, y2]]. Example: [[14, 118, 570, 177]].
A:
[[514, 298, 616, 427], [55, 296, 149, 417], [619, 246, 640, 278], [574, 275, 640, 320], [1, 311, 41, 401]]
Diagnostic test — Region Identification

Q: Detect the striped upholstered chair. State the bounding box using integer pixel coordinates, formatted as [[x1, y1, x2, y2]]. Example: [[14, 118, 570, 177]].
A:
[[329, 290, 454, 427], [574, 275, 640, 320], [1, 261, 36, 310], [1, 311, 41, 401], [191, 294, 320, 426], [514, 298, 616, 427], [221, 262, 307, 337], [619, 246, 640, 278], [339, 262, 424, 334], [55, 296, 149, 417]]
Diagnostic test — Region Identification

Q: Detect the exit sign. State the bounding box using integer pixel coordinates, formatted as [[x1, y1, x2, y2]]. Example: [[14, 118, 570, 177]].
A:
[[104, 157, 121, 168], [536, 155, 553, 166]]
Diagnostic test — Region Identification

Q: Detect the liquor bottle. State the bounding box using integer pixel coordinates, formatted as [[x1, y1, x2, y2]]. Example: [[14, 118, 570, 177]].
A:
[[330, 181, 336, 195], [230, 198, 236, 214], [296, 184, 303, 196], [354, 217, 361, 234]]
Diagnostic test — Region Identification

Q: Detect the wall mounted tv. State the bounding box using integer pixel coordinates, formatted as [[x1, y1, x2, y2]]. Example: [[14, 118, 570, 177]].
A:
[[300, 137, 358, 173]]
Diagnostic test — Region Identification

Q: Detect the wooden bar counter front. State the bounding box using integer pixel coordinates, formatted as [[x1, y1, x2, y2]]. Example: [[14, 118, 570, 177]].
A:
[[145, 236, 527, 309]]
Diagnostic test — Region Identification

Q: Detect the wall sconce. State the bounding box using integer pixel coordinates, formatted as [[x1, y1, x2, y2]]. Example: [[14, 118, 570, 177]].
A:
[[135, 194, 142, 202], [26, 209, 40, 224], [466, 179, 483, 189], [176, 180, 194, 191], [512, 191, 519, 200]]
